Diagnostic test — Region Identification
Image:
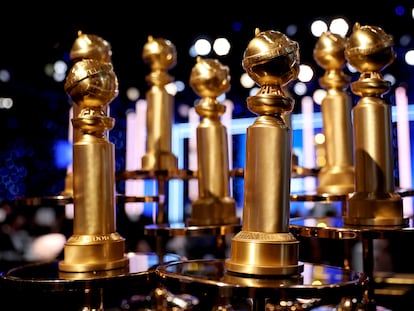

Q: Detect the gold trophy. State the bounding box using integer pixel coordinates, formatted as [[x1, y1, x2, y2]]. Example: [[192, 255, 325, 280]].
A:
[[59, 52, 128, 277], [141, 35, 178, 172], [140, 36, 179, 228], [314, 31, 355, 195], [61, 31, 113, 200], [187, 56, 239, 226], [343, 23, 406, 227], [226, 28, 303, 276]]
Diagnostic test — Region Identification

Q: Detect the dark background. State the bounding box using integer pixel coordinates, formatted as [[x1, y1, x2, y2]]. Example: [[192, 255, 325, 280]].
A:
[[1, 2, 411, 98]]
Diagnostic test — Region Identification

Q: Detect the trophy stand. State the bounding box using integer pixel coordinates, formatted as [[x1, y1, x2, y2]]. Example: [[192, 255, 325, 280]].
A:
[[290, 23, 414, 310], [155, 28, 367, 311]]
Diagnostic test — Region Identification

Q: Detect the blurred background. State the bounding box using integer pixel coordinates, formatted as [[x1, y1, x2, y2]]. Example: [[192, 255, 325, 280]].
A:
[[1, 1, 414, 265]]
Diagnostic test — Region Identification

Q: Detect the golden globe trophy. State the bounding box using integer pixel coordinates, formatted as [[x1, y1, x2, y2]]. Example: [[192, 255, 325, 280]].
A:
[[187, 56, 239, 227], [225, 28, 303, 276], [59, 56, 128, 278], [344, 23, 407, 227], [314, 31, 355, 196]]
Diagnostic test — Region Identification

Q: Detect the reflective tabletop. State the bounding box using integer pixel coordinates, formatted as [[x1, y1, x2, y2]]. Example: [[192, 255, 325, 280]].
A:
[[156, 258, 368, 310], [0, 252, 181, 310]]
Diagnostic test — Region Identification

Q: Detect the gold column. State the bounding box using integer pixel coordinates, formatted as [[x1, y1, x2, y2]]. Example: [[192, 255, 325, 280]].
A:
[[141, 35, 178, 171], [59, 54, 128, 276], [141, 36, 178, 228], [344, 23, 405, 226], [62, 31, 112, 199], [225, 29, 303, 276], [314, 32, 355, 195], [187, 57, 239, 226]]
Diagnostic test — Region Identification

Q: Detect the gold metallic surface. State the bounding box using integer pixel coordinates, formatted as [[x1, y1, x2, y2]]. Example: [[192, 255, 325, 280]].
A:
[[242, 28, 300, 89], [141, 36, 178, 171], [290, 216, 412, 240], [59, 37, 128, 276], [14, 194, 158, 206], [69, 31, 112, 63], [115, 166, 318, 181], [314, 32, 355, 195], [62, 32, 111, 199], [226, 232, 301, 275], [61, 173, 73, 197], [225, 29, 302, 276], [290, 192, 348, 203], [116, 168, 196, 181], [64, 59, 119, 107], [145, 223, 240, 237], [344, 23, 405, 226], [187, 57, 239, 226], [62, 104, 82, 198], [345, 23, 395, 73]]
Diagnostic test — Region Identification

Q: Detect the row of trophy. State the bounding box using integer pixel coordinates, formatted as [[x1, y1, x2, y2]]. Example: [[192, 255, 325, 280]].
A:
[[1, 20, 413, 311], [291, 22, 414, 310]]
